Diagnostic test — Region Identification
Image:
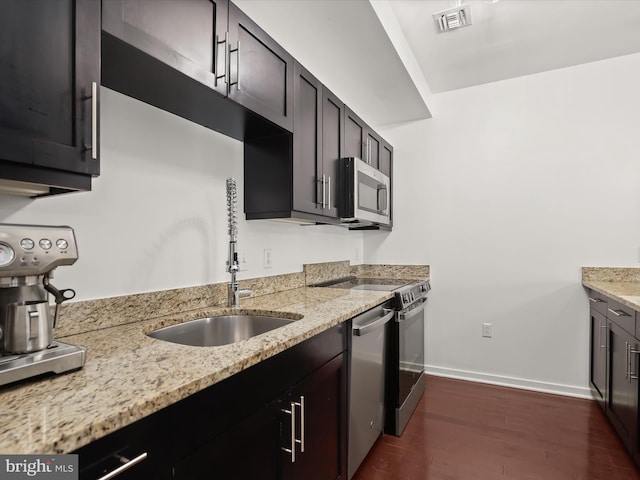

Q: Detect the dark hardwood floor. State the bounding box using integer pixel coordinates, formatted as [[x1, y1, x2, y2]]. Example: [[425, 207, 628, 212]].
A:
[[352, 375, 640, 480]]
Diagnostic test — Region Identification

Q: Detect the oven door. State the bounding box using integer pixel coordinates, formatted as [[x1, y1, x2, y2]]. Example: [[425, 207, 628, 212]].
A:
[[397, 298, 426, 406]]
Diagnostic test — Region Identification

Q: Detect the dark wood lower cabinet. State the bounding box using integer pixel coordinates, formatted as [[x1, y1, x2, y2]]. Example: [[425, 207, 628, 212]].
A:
[[75, 323, 348, 480], [606, 320, 639, 455]]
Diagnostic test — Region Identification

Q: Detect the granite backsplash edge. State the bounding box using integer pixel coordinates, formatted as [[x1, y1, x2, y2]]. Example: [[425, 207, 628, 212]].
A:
[[57, 262, 430, 337]]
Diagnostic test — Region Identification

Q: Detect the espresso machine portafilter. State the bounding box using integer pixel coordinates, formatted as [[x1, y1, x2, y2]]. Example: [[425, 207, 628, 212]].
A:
[[0, 224, 85, 386]]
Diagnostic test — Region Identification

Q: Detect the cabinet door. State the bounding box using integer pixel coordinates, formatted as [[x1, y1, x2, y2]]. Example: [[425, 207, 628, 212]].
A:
[[0, 0, 100, 176], [281, 353, 347, 480], [228, 3, 293, 132], [173, 399, 280, 480], [379, 140, 393, 178], [344, 106, 365, 161], [365, 131, 380, 170], [606, 320, 639, 454], [293, 62, 322, 216], [102, 0, 227, 97], [590, 309, 607, 408], [322, 88, 343, 219]]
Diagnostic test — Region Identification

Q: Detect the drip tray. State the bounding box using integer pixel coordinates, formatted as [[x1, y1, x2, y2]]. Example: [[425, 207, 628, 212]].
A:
[[0, 341, 86, 387]]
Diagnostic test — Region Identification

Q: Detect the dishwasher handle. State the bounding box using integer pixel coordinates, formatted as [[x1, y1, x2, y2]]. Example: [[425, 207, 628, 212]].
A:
[[353, 309, 394, 337]]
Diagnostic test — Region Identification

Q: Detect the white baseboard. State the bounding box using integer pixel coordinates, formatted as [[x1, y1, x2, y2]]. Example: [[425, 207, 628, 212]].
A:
[[425, 365, 593, 400]]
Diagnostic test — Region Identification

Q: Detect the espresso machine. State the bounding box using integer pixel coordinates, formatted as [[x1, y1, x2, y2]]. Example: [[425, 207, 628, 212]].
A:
[[0, 224, 85, 387]]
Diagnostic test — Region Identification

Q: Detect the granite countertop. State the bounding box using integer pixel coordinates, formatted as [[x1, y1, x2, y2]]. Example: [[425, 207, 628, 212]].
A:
[[582, 267, 640, 311], [0, 286, 394, 454]]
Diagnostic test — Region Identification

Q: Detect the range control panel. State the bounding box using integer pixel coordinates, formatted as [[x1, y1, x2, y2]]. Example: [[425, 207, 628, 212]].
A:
[[0, 224, 78, 277]]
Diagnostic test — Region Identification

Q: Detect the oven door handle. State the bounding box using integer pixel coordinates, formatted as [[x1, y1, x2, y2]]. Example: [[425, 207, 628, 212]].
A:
[[353, 309, 395, 336], [398, 298, 428, 322]]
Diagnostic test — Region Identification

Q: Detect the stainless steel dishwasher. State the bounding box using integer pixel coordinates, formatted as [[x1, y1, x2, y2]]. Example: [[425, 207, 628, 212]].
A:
[[349, 302, 395, 479]]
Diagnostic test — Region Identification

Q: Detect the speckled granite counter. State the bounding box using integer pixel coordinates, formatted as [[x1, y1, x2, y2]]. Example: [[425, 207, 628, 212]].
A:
[[0, 285, 396, 454], [583, 267, 640, 311]]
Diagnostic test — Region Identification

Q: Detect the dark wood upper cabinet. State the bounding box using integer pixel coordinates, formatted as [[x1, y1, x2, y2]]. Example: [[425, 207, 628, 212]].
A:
[[0, 0, 100, 195], [102, 0, 228, 97], [321, 87, 343, 219], [344, 106, 366, 161], [102, 0, 292, 138], [293, 62, 323, 216], [380, 139, 393, 178], [228, 3, 294, 132]]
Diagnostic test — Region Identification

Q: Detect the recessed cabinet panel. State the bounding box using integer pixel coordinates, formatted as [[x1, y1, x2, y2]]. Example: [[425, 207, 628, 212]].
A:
[[344, 107, 365, 160], [606, 320, 638, 453], [366, 132, 380, 170], [590, 309, 607, 408], [121, 0, 215, 71], [293, 64, 322, 215], [322, 88, 343, 218], [380, 140, 392, 178]]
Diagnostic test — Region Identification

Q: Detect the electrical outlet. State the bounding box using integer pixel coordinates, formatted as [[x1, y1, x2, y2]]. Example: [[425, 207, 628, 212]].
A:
[[263, 249, 272, 269], [482, 323, 492, 338]]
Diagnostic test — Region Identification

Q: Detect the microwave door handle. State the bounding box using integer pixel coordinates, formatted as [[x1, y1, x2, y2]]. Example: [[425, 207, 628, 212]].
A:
[[377, 184, 388, 213]]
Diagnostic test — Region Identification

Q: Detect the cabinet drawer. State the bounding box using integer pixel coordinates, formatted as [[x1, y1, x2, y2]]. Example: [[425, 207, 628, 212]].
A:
[[586, 289, 608, 316], [606, 299, 636, 335]]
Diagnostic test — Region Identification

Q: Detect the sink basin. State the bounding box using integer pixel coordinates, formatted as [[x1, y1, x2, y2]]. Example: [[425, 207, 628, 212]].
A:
[[147, 314, 298, 347]]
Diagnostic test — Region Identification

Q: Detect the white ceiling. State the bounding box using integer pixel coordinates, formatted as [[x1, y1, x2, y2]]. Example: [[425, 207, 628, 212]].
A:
[[236, 0, 640, 126], [391, 0, 640, 93]]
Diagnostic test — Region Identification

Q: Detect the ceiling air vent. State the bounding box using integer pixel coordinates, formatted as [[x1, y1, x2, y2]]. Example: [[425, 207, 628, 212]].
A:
[[433, 5, 472, 33]]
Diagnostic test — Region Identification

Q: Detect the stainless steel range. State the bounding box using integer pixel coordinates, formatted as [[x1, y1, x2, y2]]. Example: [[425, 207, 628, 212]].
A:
[[313, 275, 430, 476], [0, 224, 85, 387]]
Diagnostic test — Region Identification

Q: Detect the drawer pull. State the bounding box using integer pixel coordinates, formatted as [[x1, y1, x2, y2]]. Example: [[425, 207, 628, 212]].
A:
[[589, 297, 604, 303], [608, 308, 630, 317], [96, 452, 147, 480]]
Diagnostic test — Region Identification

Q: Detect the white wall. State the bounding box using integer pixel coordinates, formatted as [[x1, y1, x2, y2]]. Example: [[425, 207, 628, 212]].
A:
[[0, 88, 364, 301], [365, 52, 640, 396]]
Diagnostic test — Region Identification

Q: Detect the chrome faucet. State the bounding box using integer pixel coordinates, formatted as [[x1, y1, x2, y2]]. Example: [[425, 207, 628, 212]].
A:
[[226, 178, 251, 307]]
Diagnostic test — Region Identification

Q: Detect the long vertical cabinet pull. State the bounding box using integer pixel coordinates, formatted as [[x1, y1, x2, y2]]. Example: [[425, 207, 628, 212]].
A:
[[229, 41, 240, 90], [600, 323, 607, 349], [91, 81, 98, 160], [293, 396, 305, 453], [631, 345, 640, 381], [320, 174, 326, 208], [281, 402, 296, 462], [626, 342, 631, 382], [214, 32, 228, 87], [327, 177, 331, 211], [83, 82, 98, 159]]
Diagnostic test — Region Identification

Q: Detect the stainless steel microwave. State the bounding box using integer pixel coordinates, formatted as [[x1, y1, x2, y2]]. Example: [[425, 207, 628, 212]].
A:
[[340, 157, 391, 227]]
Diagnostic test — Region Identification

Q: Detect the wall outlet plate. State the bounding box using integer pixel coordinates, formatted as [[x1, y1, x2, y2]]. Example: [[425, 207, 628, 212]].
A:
[[263, 248, 272, 269]]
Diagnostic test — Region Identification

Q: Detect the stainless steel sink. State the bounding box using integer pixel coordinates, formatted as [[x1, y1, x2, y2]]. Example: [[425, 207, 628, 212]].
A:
[[147, 314, 298, 347]]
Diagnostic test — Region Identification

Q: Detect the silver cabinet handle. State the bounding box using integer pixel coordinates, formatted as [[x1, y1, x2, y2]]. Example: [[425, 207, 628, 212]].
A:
[[96, 452, 147, 480], [281, 402, 296, 463], [626, 342, 630, 381], [589, 297, 604, 303], [327, 176, 331, 210], [600, 323, 607, 350], [631, 347, 640, 381], [230, 41, 240, 90], [215, 32, 228, 87], [608, 308, 630, 317], [321, 174, 326, 208], [353, 309, 394, 336], [91, 81, 97, 160], [293, 396, 305, 453], [84, 82, 98, 159]]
